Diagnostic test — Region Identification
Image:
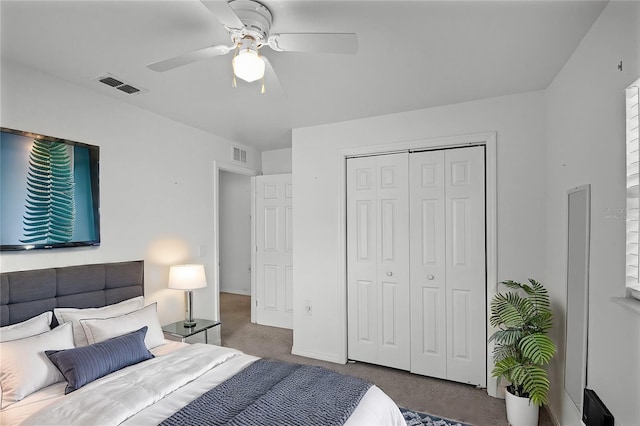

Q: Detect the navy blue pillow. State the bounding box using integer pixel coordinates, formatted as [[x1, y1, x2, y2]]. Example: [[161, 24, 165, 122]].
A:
[[46, 326, 154, 394]]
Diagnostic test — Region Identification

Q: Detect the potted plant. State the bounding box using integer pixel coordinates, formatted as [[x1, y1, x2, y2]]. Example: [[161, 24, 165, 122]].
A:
[[489, 279, 556, 426]]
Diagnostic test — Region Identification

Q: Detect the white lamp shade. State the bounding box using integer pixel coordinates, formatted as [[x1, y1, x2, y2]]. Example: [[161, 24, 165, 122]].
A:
[[168, 264, 207, 290], [233, 48, 265, 83]]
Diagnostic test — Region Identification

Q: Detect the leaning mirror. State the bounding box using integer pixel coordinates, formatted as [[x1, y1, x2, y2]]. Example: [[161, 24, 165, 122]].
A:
[[564, 184, 591, 412]]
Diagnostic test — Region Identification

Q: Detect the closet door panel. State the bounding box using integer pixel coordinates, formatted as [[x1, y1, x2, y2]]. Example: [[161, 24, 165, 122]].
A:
[[376, 153, 410, 370], [347, 157, 378, 363], [420, 287, 440, 353], [445, 146, 486, 386], [409, 150, 447, 378], [356, 279, 376, 342], [347, 153, 410, 370], [451, 288, 470, 358], [381, 281, 399, 345]]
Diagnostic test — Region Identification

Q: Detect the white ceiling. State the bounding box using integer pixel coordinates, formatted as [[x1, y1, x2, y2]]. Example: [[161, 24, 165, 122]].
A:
[[1, 0, 607, 152]]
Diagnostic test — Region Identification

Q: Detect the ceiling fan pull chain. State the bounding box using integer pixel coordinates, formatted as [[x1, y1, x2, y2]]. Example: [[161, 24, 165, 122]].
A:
[[261, 75, 265, 94]]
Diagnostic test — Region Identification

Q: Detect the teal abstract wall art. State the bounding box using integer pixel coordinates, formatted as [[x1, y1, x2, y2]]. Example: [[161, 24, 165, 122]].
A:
[[20, 139, 76, 244], [0, 127, 100, 250]]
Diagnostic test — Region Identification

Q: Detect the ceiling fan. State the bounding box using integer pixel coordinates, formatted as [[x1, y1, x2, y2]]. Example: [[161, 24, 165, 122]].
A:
[[147, 0, 358, 94]]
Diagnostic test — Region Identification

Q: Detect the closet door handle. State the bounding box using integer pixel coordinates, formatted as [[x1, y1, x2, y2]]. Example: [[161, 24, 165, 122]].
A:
[[386, 271, 393, 277], [427, 274, 435, 280]]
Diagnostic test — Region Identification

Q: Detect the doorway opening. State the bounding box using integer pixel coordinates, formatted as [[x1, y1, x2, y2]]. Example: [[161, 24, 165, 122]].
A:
[[214, 162, 258, 345]]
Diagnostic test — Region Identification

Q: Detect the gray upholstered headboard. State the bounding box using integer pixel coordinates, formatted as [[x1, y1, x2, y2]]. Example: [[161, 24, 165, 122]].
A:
[[0, 260, 144, 326]]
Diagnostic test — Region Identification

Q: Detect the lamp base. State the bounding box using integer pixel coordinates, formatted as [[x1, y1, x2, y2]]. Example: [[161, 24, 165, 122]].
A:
[[183, 320, 197, 328]]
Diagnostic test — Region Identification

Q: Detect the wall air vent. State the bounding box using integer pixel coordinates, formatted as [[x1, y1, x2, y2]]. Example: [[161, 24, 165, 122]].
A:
[[96, 73, 147, 95], [233, 147, 248, 164]]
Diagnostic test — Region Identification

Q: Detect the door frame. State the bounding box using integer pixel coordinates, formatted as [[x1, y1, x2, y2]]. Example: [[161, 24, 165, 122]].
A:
[[213, 161, 260, 329], [337, 131, 499, 397]]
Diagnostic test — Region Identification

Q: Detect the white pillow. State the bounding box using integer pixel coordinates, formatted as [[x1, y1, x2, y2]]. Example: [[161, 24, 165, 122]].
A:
[[0, 312, 52, 342], [0, 322, 74, 408], [80, 304, 165, 350], [54, 296, 144, 346]]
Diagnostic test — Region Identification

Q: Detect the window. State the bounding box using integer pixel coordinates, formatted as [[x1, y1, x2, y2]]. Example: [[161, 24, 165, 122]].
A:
[[626, 78, 640, 300]]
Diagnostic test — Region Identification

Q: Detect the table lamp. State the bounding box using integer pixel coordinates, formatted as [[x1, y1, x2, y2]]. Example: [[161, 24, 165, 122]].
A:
[[168, 264, 207, 327]]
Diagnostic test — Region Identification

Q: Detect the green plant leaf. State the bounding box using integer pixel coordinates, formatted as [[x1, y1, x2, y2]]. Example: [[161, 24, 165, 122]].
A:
[[491, 341, 519, 364], [508, 363, 550, 406], [519, 334, 556, 365], [492, 357, 518, 384], [20, 140, 75, 244], [489, 329, 524, 347]]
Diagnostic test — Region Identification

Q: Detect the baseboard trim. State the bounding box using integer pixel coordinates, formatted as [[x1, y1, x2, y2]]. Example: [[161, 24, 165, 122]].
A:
[[220, 289, 251, 296], [291, 345, 345, 364], [545, 401, 561, 426]]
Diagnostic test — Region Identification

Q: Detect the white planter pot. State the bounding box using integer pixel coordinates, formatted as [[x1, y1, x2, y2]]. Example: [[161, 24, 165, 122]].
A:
[[505, 389, 539, 426]]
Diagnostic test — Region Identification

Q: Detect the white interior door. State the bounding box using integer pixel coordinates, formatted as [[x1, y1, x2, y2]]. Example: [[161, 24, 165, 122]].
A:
[[409, 146, 486, 385], [409, 150, 447, 378], [347, 153, 410, 370], [444, 146, 485, 386], [255, 173, 293, 329]]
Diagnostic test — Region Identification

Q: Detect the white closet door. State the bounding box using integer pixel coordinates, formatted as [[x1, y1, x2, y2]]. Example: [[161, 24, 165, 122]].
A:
[[409, 150, 447, 378], [255, 174, 293, 329], [444, 146, 485, 386], [409, 146, 486, 386], [347, 156, 378, 363], [347, 153, 410, 370]]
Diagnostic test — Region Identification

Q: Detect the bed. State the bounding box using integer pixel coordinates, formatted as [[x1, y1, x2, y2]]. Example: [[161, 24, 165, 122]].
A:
[[0, 261, 405, 426]]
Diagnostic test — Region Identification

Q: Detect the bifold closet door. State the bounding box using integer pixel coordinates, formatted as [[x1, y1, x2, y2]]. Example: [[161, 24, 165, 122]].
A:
[[408, 150, 447, 379], [347, 153, 411, 371], [409, 146, 486, 386]]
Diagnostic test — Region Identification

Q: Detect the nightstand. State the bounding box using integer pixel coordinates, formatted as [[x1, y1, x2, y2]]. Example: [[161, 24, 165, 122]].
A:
[[161, 319, 221, 344]]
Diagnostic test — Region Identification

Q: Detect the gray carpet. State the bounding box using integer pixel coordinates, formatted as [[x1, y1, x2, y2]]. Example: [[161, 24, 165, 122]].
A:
[[219, 292, 554, 426]]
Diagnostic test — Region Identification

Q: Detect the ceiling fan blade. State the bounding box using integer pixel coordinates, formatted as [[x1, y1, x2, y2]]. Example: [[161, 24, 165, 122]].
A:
[[147, 45, 231, 72], [268, 33, 358, 54], [261, 56, 286, 99], [200, 0, 244, 31]]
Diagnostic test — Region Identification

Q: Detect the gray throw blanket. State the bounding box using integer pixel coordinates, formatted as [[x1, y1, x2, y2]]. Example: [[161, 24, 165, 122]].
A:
[[159, 359, 372, 426]]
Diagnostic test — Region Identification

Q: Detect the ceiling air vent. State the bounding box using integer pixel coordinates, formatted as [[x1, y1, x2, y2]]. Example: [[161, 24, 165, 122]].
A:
[[116, 84, 140, 94], [233, 147, 248, 164], [96, 73, 147, 95], [99, 76, 123, 87]]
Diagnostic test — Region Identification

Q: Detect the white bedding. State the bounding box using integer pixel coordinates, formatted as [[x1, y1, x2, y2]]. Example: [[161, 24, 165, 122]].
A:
[[1, 341, 405, 426]]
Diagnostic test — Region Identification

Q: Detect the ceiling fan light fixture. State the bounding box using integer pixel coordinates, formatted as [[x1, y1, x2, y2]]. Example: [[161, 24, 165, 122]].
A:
[[232, 48, 265, 83]]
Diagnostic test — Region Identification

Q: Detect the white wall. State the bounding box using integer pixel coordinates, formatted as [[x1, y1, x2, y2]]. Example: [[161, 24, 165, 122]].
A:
[[0, 60, 260, 332], [545, 2, 640, 425], [291, 91, 547, 370], [219, 171, 251, 295], [261, 148, 292, 174]]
